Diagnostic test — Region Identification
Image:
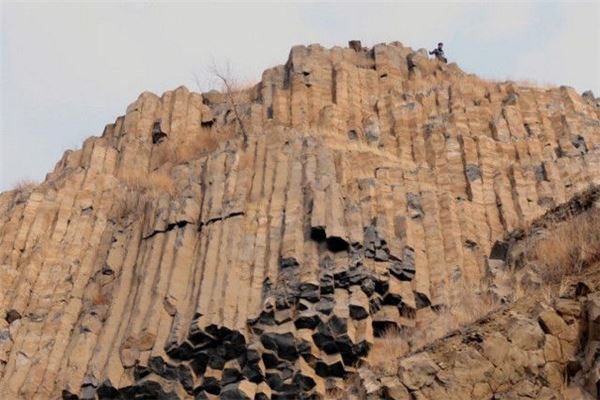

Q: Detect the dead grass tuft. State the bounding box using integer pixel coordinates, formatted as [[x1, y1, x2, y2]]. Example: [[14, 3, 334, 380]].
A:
[[488, 77, 555, 90], [110, 169, 178, 222], [154, 139, 209, 166], [452, 291, 500, 326], [511, 79, 555, 89], [12, 179, 38, 193], [369, 326, 409, 375], [369, 290, 502, 374], [120, 170, 178, 197], [325, 387, 348, 400], [528, 209, 600, 283], [110, 189, 152, 222], [414, 292, 501, 348]]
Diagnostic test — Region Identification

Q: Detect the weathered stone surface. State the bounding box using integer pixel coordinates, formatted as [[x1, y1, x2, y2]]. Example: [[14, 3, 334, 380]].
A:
[[380, 376, 410, 399], [220, 380, 256, 400], [380, 282, 600, 399], [398, 353, 439, 390], [538, 309, 569, 337], [0, 40, 599, 399]]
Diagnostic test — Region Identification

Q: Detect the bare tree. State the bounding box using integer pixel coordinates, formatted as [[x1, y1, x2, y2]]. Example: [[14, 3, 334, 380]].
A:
[[209, 61, 249, 146]]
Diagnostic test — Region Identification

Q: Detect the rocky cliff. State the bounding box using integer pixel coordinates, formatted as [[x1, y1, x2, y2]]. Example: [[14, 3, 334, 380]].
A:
[[0, 41, 599, 399]]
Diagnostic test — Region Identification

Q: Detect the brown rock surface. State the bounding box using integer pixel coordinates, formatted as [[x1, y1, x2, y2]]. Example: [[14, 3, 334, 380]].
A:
[[0, 41, 599, 399], [372, 273, 600, 400]]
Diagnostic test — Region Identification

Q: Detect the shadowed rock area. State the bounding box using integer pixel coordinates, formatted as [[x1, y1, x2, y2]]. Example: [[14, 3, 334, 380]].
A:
[[0, 41, 599, 399]]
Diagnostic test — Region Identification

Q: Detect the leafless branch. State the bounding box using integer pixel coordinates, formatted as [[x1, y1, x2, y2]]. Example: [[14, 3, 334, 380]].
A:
[[209, 61, 249, 146]]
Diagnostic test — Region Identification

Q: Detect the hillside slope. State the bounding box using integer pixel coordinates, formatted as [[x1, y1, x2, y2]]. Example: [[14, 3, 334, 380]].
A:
[[356, 188, 600, 399], [0, 41, 599, 399]]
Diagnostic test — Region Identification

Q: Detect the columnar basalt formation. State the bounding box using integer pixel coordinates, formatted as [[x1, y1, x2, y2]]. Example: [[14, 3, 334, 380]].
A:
[[0, 42, 599, 399], [362, 192, 600, 399]]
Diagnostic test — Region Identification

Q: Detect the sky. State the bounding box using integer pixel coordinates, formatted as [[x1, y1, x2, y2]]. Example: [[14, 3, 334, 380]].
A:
[[1, 1, 599, 191]]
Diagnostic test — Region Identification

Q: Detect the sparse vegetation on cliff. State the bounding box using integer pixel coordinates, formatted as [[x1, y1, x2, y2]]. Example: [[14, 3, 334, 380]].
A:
[[12, 179, 37, 193], [528, 208, 600, 283], [120, 170, 177, 196], [154, 139, 209, 166], [1, 41, 599, 400]]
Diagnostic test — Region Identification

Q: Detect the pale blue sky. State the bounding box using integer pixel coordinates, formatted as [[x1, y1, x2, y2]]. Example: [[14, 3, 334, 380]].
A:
[[1, 1, 599, 191]]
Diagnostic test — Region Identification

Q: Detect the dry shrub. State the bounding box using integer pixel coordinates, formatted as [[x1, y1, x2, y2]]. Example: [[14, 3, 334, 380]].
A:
[[325, 387, 349, 400], [234, 79, 258, 92], [511, 79, 555, 90], [110, 189, 152, 221], [488, 77, 555, 90], [12, 179, 38, 193], [410, 309, 459, 350], [223, 81, 257, 104], [418, 292, 500, 344], [529, 209, 600, 283], [120, 170, 178, 197], [368, 292, 502, 374], [452, 291, 500, 326], [369, 326, 409, 375], [111, 169, 177, 222]]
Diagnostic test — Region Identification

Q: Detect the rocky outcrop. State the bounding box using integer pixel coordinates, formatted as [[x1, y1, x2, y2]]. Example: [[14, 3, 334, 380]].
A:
[[358, 193, 600, 400], [364, 280, 600, 400], [0, 41, 599, 399]]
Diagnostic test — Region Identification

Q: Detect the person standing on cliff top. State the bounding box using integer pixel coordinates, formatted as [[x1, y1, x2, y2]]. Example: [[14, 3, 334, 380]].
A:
[[429, 42, 447, 63]]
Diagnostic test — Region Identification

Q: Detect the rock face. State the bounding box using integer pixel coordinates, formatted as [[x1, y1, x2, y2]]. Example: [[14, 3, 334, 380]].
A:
[[364, 193, 600, 399], [370, 284, 600, 400], [0, 42, 599, 399]]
